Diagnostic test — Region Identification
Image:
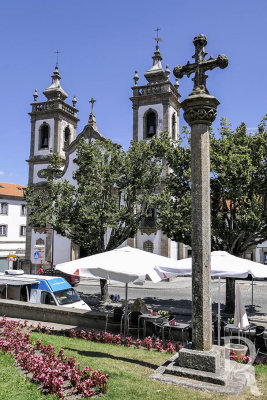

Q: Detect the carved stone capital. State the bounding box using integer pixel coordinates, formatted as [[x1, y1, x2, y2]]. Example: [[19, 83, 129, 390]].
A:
[[181, 92, 220, 126]]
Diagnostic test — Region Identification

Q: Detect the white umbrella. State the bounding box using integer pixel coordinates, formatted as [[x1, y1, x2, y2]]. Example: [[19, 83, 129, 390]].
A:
[[56, 246, 181, 284], [234, 283, 249, 329], [56, 246, 182, 336], [154, 251, 267, 279], [154, 251, 267, 344]]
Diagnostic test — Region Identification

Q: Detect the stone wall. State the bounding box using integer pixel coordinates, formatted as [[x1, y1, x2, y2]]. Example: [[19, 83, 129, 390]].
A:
[[0, 299, 106, 330]]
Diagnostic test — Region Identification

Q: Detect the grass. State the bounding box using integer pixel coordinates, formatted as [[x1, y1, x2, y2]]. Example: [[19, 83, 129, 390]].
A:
[[1, 332, 267, 399]]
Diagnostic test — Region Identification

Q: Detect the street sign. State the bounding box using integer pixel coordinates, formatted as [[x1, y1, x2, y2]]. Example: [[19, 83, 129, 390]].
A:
[[32, 244, 45, 264]]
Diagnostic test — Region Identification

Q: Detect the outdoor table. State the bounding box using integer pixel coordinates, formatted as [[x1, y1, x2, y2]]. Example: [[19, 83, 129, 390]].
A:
[[137, 314, 164, 338], [224, 323, 256, 343], [161, 322, 190, 344]]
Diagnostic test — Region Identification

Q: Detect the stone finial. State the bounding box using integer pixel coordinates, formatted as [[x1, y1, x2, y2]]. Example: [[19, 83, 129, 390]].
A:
[[133, 70, 139, 86], [165, 64, 170, 81], [72, 95, 77, 108], [33, 88, 38, 102], [174, 78, 179, 90]]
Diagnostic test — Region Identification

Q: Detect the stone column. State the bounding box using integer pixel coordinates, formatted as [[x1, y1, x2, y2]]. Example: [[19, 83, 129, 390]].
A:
[[182, 92, 219, 351]]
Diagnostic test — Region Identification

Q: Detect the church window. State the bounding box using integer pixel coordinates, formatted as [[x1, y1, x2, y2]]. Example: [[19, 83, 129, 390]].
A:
[[0, 203, 8, 214], [39, 123, 49, 149], [143, 240, 153, 253], [64, 126, 71, 146], [172, 113, 176, 140], [146, 111, 157, 137], [141, 207, 156, 228]]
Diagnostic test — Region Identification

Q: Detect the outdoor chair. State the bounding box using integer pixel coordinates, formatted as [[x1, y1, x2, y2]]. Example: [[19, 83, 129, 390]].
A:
[[255, 325, 267, 352], [126, 311, 143, 336], [152, 321, 164, 340], [105, 307, 124, 334]]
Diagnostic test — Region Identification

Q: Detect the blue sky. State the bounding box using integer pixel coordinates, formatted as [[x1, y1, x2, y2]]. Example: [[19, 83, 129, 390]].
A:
[[1, 0, 266, 185]]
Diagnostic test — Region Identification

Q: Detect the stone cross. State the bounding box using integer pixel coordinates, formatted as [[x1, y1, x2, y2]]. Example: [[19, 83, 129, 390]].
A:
[[173, 35, 228, 355], [89, 97, 96, 114], [174, 34, 228, 94]]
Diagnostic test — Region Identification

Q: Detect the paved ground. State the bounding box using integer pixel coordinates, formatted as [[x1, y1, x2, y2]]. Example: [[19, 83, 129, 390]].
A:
[[77, 277, 267, 325]]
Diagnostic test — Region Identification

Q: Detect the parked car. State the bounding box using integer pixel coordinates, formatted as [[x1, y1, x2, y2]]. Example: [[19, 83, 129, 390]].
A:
[[42, 269, 80, 286]]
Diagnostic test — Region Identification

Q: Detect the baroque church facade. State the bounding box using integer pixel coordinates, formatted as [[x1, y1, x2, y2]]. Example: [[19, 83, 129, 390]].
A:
[[25, 45, 190, 272]]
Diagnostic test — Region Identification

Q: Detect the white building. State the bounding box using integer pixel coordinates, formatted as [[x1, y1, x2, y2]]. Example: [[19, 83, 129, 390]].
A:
[[0, 183, 27, 271]]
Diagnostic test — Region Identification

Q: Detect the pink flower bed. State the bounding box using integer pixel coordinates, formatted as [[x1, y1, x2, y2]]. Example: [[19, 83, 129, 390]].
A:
[[0, 317, 108, 398]]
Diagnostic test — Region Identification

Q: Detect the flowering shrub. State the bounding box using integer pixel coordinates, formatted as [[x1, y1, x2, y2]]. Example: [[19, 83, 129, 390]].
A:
[[176, 343, 184, 352], [144, 336, 153, 350], [79, 330, 87, 340], [114, 334, 122, 345], [229, 350, 252, 364], [135, 338, 142, 349], [125, 336, 133, 347], [87, 329, 95, 341], [70, 329, 77, 338], [102, 332, 114, 344], [155, 339, 163, 352], [166, 341, 175, 353], [0, 317, 109, 398]]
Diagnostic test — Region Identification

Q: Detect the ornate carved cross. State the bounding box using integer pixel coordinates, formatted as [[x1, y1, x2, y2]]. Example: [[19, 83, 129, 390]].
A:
[[173, 34, 228, 94]]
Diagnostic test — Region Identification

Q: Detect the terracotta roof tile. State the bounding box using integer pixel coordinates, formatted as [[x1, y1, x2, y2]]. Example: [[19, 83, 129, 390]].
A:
[[0, 183, 27, 198]]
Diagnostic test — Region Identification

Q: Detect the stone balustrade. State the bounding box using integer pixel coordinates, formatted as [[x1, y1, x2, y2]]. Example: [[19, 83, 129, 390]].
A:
[[32, 101, 77, 117]]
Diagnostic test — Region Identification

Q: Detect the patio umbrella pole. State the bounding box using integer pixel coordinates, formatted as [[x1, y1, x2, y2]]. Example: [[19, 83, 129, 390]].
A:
[[123, 283, 128, 340], [218, 277, 221, 345], [251, 276, 254, 310]]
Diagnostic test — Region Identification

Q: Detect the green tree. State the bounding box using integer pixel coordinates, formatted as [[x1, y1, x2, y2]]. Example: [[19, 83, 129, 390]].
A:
[[25, 137, 164, 300], [155, 118, 267, 313]]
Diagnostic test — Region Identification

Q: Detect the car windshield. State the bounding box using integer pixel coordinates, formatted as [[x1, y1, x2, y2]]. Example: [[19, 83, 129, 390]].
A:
[[54, 288, 80, 305]]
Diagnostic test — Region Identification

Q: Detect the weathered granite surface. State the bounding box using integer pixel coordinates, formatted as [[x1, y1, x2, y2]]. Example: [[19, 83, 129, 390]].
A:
[[178, 345, 224, 373], [150, 353, 258, 395]]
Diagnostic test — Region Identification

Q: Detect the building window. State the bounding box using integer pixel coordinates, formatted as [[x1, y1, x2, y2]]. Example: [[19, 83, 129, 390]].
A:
[[172, 113, 176, 140], [141, 207, 156, 228], [21, 205, 27, 216], [39, 123, 49, 149], [143, 240, 153, 253], [20, 226, 26, 236], [0, 225, 7, 236], [0, 203, 8, 215], [64, 126, 71, 146], [146, 111, 157, 137]]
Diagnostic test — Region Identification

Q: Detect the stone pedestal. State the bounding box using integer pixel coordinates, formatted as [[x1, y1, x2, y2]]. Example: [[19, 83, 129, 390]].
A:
[[179, 345, 224, 373]]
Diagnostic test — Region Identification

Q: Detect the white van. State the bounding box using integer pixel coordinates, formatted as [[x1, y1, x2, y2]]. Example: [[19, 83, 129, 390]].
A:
[[0, 270, 91, 311]]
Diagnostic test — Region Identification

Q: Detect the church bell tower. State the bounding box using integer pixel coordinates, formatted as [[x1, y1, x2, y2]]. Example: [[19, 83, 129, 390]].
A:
[[28, 66, 79, 185], [129, 41, 181, 258], [130, 42, 180, 142], [25, 66, 79, 273]]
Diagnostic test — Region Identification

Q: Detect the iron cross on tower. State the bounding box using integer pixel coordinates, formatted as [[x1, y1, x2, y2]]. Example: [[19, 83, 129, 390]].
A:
[[55, 50, 61, 67], [173, 34, 228, 94]]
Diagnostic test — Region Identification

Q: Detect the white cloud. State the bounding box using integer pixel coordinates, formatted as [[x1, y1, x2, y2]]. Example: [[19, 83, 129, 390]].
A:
[[0, 171, 4, 176]]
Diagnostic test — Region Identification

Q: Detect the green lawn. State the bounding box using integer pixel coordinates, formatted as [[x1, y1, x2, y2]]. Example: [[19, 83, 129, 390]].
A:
[[0, 332, 266, 400]]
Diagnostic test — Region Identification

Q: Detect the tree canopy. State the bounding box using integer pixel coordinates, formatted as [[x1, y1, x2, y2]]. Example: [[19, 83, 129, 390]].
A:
[[25, 137, 165, 299], [155, 117, 267, 312]]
